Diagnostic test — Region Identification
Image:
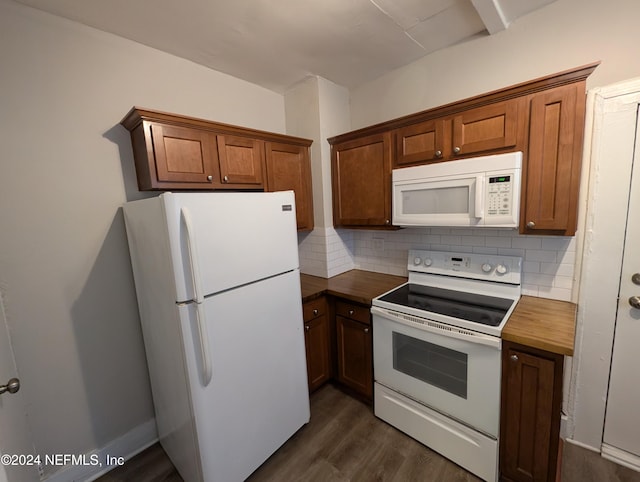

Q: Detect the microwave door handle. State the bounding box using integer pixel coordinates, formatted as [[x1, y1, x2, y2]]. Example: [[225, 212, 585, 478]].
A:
[[474, 174, 485, 219]]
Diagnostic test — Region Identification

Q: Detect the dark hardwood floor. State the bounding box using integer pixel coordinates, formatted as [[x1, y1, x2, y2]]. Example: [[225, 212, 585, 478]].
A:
[[98, 384, 481, 481]]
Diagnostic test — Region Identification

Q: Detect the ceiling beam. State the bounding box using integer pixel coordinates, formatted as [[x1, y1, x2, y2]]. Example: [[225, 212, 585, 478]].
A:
[[470, 0, 509, 34]]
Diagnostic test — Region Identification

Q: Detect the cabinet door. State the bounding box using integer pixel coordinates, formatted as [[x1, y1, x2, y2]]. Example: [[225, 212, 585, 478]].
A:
[[500, 343, 563, 482], [523, 83, 584, 235], [336, 315, 372, 400], [452, 100, 519, 157], [332, 132, 392, 227], [216, 134, 265, 187], [265, 142, 314, 231], [304, 314, 330, 392], [149, 123, 219, 187], [395, 119, 447, 167]]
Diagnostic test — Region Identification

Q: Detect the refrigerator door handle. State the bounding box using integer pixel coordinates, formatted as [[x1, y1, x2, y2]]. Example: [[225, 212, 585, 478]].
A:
[[181, 207, 204, 304], [181, 207, 212, 386], [194, 301, 212, 386]]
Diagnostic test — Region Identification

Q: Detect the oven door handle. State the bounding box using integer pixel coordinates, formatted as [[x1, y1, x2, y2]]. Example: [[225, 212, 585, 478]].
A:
[[371, 306, 501, 349]]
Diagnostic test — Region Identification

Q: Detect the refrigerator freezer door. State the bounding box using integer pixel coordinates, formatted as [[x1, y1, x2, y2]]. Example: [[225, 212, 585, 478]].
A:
[[178, 269, 310, 482], [162, 191, 300, 302]]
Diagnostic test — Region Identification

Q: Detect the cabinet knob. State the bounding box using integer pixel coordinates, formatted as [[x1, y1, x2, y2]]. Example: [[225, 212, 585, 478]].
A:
[[526, 221, 536, 229], [435, 150, 443, 158], [207, 175, 213, 182], [313, 309, 318, 316], [385, 219, 390, 225], [305, 325, 310, 331], [510, 354, 519, 362], [364, 328, 369, 333], [453, 146, 461, 154], [223, 175, 229, 183], [348, 309, 354, 316]]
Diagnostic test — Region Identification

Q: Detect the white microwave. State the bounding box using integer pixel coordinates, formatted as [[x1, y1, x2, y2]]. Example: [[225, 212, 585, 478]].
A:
[[392, 152, 522, 227]]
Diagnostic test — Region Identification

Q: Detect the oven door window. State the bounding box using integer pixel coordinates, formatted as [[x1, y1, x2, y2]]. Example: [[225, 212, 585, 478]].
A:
[[393, 332, 467, 399]]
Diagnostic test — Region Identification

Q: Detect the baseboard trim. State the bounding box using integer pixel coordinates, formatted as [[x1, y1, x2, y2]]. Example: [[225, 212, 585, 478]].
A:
[[601, 443, 640, 473], [44, 419, 158, 482], [564, 437, 600, 453]]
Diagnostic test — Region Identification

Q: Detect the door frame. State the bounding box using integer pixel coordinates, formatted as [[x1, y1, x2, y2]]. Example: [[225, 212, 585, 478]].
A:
[[0, 294, 39, 482], [567, 77, 640, 454]]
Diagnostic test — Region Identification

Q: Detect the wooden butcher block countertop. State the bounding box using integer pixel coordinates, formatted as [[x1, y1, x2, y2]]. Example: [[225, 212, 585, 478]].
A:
[[300, 271, 577, 356], [502, 295, 577, 356], [300, 270, 406, 306]]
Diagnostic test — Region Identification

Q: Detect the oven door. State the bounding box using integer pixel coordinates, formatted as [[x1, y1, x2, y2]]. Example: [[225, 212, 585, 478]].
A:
[[372, 306, 501, 438]]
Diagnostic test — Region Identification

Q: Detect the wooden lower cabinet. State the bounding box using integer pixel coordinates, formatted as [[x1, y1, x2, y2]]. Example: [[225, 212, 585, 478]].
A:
[[300, 295, 375, 401], [302, 297, 330, 392], [500, 341, 564, 482], [335, 300, 373, 400]]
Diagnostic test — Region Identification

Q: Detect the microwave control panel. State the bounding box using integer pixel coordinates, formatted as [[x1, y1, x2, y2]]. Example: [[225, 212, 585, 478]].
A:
[[486, 175, 513, 217]]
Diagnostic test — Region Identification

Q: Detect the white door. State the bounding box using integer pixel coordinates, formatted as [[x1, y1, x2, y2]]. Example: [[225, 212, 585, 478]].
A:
[[0, 296, 39, 482], [602, 107, 640, 470]]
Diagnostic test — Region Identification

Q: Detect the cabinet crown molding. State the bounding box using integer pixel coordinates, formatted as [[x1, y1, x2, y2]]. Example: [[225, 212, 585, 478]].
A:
[[120, 106, 313, 147], [328, 61, 600, 145]]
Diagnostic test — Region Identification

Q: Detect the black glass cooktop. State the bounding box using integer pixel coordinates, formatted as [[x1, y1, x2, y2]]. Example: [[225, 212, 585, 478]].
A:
[[378, 283, 514, 327]]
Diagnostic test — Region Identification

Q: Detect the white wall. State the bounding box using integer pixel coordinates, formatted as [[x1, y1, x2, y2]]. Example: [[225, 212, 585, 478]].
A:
[[0, 0, 286, 477], [349, 0, 640, 129], [287, 77, 355, 278]]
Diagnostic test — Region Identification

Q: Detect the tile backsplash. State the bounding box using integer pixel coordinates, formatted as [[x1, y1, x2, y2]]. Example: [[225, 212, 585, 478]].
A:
[[299, 226, 577, 302]]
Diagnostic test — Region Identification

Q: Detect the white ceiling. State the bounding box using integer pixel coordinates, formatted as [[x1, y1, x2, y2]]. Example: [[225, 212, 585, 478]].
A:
[[14, 0, 557, 93]]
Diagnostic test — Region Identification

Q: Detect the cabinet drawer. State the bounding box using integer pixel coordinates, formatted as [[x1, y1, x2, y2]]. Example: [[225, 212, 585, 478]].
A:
[[303, 297, 326, 322], [335, 300, 370, 325]]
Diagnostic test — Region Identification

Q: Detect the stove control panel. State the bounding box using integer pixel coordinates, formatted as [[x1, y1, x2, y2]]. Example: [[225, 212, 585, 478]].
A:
[[408, 249, 522, 285]]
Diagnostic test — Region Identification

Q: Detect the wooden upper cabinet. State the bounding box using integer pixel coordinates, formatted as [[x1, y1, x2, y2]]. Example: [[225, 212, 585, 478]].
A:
[[137, 123, 220, 189], [216, 134, 265, 187], [394, 100, 521, 167], [452, 100, 519, 157], [265, 142, 314, 231], [522, 83, 585, 235], [331, 63, 598, 235], [332, 132, 392, 228], [395, 119, 447, 166], [121, 109, 314, 228]]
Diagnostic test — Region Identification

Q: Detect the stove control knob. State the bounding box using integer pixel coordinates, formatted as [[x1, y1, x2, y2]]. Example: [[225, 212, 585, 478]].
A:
[[413, 257, 422, 266], [481, 263, 493, 273], [423, 258, 433, 267], [496, 264, 508, 275]]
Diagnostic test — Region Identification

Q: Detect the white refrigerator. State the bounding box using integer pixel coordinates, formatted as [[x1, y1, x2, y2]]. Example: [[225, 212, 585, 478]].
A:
[[123, 191, 310, 482]]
